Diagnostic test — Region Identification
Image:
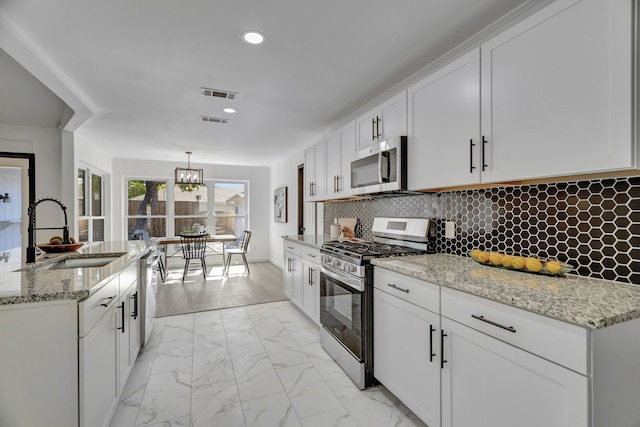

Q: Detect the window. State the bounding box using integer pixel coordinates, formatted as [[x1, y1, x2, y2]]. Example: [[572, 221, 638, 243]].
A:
[[174, 183, 208, 234], [126, 180, 167, 239], [212, 181, 247, 240], [77, 168, 107, 243]]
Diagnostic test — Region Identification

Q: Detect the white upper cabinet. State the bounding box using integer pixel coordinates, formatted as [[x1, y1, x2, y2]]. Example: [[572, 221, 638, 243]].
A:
[[408, 49, 481, 191], [325, 121, 356, 200], [304, 141, 325, 202], [480, 0, 634, 183], [355, 91, 407, 151]]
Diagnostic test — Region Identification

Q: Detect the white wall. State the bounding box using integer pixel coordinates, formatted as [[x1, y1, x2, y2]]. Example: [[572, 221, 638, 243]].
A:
[[0, 125, 64, 234], [113, 158, 270, 262], [268, 147, 305, 267]]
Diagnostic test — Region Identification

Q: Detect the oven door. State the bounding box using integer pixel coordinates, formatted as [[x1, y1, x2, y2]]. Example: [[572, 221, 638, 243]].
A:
[[320, 266, 364, 361]]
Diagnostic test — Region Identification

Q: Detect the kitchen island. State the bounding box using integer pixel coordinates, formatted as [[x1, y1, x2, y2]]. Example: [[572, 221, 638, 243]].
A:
[[0, 240, 157, 427]]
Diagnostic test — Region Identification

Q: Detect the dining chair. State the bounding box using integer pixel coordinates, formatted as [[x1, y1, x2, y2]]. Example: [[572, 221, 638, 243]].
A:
[[179, 234, 208, 282], [224, 230, 252, 277]]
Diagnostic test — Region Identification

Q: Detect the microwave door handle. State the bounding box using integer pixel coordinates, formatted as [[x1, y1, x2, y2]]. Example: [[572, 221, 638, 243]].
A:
[[378, 151, 383, 184]]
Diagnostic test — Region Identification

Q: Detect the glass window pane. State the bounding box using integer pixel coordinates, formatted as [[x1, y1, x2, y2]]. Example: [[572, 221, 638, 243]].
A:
[[175, 218, 208, 235], [174, 184, 207, 216], [92, 174, 102, 216], [78, 219, 89, 242], [92, 218, 104, 242], [77, 169, 85, 216], [127, 180, 167, 216], [214, 182, 246, 216], [127, 217, 166, 239]]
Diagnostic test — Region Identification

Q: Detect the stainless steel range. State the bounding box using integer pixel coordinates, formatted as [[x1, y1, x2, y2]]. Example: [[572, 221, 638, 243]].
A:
[[319, 217, 435, 389]]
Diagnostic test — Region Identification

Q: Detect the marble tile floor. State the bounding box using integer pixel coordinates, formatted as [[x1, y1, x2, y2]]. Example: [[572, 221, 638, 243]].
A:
[[109, 300, 427, 427]]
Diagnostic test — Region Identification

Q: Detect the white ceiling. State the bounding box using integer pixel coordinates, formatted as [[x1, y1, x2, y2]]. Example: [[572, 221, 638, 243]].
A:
[[0, 0, 528, 166]]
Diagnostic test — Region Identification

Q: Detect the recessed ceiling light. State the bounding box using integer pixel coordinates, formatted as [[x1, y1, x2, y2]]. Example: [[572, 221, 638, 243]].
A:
[[223, 107, 236, 114], [242, 30, 265, 45]]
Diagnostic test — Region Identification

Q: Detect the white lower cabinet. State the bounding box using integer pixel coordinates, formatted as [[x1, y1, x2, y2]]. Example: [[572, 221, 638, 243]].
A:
[[79, 305, 119, 427], [440, 316, 588, 427], [373, 287, 441, 427], [372, 268, 640, 427], [301, 247, 321, 323], [282, 239, 320, 324]]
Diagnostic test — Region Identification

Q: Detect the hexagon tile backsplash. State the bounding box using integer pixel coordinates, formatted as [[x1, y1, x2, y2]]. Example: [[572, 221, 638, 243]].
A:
[[323, 177, 640, 285]]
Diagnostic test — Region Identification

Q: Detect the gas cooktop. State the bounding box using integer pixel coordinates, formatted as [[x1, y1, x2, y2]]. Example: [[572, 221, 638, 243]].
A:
[[321, 239, 425, 262]]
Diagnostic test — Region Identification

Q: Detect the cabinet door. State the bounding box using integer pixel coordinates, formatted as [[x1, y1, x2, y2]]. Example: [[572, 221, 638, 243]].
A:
[[313, 142, 325, 200], [408, 49, 480, 191], [440, 317, 588, 427], [378, 91, 407, 141], [481, 0, 633, 183], [301, 261, 318, 321], [374, 288, 441, 427], [355, 107, 378, 151], [339, 121, 355, 195], [117, 294, 130, 394], [304, 146, 316, 200], [325, 132, 341, 200], [128, 284, 141, 374], [283, 254, 295, 298], [288, 255, 303, 305], [79, 309, 118, 427]]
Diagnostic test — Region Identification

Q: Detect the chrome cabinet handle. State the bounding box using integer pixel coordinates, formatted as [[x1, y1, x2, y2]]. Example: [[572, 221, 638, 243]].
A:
[[376, 116, 381, 139], [469, 139, 476, 173], [471, 314, 516, 333], [387, 283, 409, 293]]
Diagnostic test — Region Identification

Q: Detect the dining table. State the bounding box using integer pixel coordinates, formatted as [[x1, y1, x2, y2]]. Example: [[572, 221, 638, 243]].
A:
[[157, 234, 238, 268]]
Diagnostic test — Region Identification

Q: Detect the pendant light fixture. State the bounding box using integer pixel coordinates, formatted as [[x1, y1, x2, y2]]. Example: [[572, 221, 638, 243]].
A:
[[175, 152, 204, 191]]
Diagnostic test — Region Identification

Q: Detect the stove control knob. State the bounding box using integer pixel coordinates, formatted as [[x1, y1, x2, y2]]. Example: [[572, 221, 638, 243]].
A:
[[321, 255, 327, 263], [333, 259, 342, 268], [346, 264, 356, 273]]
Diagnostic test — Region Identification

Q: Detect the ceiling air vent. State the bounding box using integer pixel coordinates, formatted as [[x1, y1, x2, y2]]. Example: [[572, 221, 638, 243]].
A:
[[200, 116, 230, 124], [201, 87, 238, 100]]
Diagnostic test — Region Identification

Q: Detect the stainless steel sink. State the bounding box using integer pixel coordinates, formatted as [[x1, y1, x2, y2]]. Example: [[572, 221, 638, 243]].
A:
[[49, 256, 122, 269], [19, 253, 127, 271]]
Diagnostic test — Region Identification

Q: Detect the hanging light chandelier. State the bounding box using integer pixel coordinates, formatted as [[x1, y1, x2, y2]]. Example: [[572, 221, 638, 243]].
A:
[[175, 151, 204, 191]]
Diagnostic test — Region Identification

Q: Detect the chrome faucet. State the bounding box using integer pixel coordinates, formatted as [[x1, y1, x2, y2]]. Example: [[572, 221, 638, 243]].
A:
[[27, 197, 70, 263]]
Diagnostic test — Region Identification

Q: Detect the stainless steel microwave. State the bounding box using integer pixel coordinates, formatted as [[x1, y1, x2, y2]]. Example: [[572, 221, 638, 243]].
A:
[[350, 136, 407, 195]]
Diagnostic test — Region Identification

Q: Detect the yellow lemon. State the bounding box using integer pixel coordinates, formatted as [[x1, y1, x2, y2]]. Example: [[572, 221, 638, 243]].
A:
[[525, 258, 543, 273], [511, 256, 526, 270], [470, 249, 482, 261], [545, 260, 563, 274], [502, 255, 514, 268], [489, 252, 504, 266], [477, 251, 490, 263]]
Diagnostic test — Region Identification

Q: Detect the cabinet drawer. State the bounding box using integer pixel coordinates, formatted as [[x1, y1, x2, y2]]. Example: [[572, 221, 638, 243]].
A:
[[301, 246, 321, 264], [441, 287, 588, 374], [283, 241, 301, 256], [374, 267, 439, 313], [79, 276, 120, 337]]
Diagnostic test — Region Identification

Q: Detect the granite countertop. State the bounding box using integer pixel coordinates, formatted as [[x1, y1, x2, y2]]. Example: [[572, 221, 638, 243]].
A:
[[283, 234, 332, 249], [0, 240, 157, 305], [371, 253, 640, 329]]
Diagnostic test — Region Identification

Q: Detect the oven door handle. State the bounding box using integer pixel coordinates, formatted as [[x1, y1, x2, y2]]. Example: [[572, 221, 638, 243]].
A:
[[320, 266, 364, 292]]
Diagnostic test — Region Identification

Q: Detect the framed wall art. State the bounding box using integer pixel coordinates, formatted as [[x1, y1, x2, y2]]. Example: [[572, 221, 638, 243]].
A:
[[274, 186, 287, 223]]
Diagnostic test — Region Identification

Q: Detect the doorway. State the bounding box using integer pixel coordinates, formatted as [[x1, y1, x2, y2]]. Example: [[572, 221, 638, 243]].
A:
[[0, 152, 34, 271]]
